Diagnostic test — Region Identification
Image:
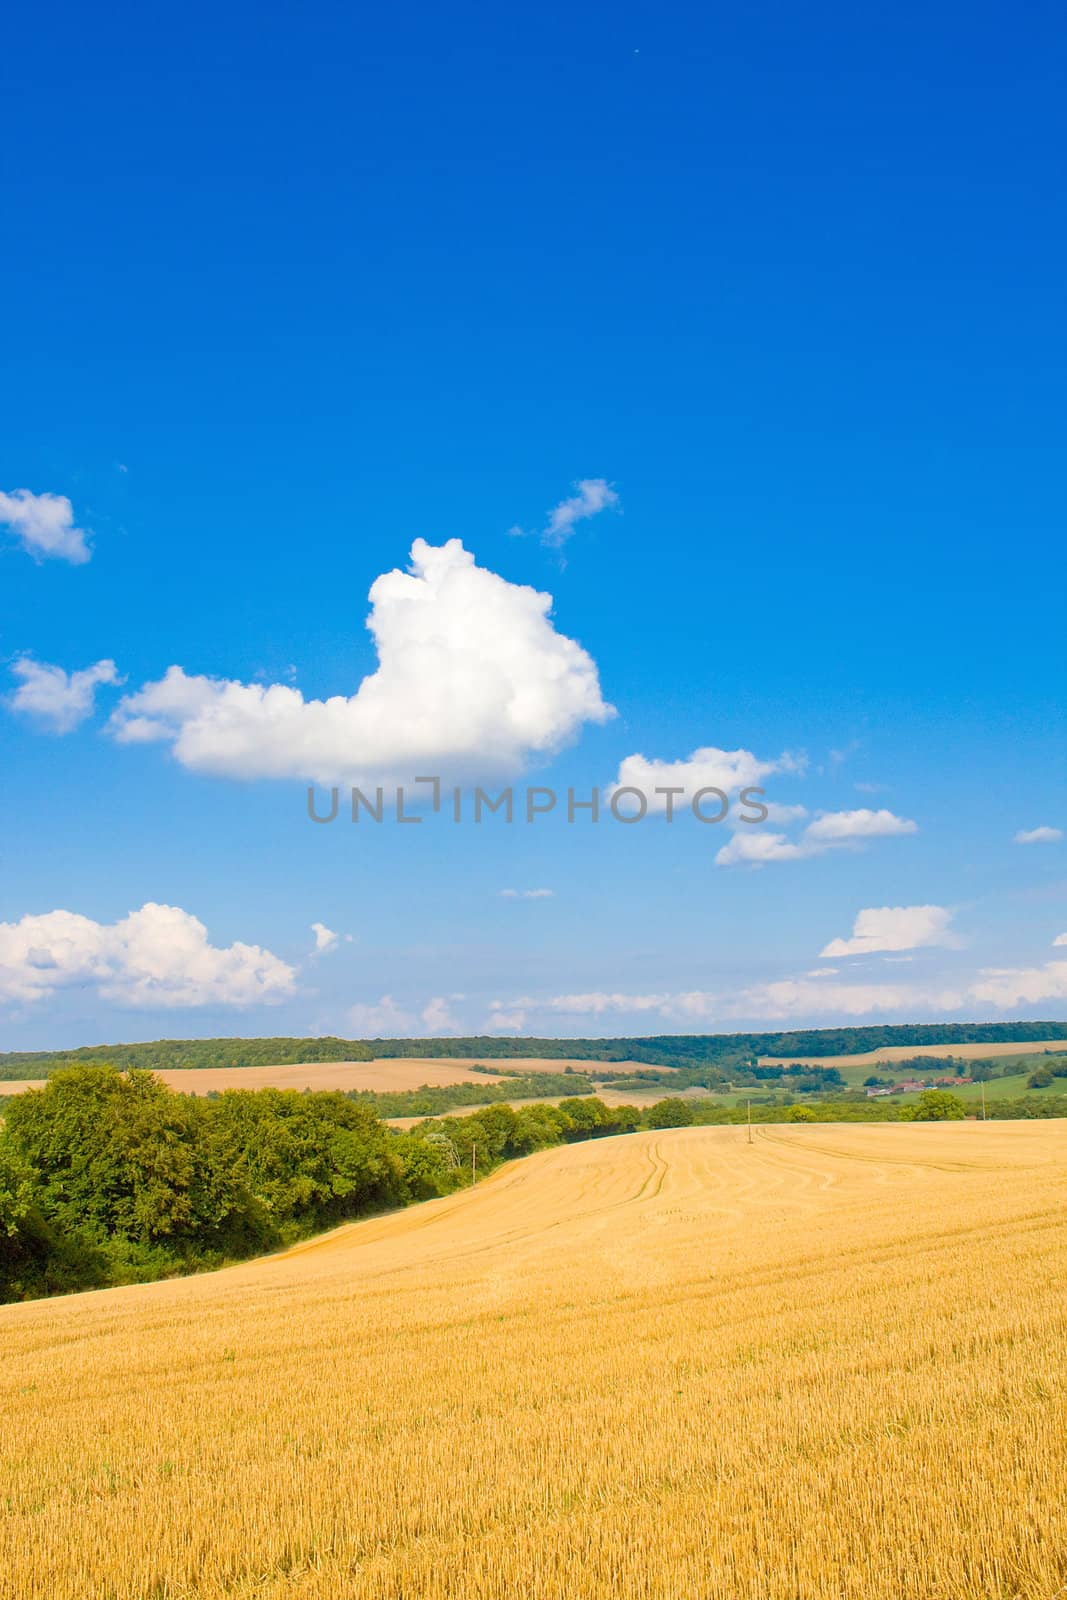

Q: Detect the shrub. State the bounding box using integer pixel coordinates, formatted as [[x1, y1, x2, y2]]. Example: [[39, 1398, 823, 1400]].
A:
[[645, 1098, 695, 1129]]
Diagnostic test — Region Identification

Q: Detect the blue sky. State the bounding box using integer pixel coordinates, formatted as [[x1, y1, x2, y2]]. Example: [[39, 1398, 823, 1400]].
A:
[[1, 0, 1065, 1049]]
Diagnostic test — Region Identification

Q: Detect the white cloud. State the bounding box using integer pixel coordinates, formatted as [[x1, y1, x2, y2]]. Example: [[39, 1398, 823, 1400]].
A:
[[0, 903, 295, 1008], [613, 745, 805, 814], [345, 993, 462, 1037], [0, 489, 92, 564], [1053, 932, 1067, 948], [804, 808, 917, 842], [486, 1010, 527, 1032], [968, 961, 1067, 1009], [820, 905, 956, 959], [716, 807, 918, 868], [500, 888, 554, 900], [490, 950, 1067, 1027], [494, 990, 674, 1018], [346, 995, 415, 1036], [764, 802, 811, 824], [421, 995, 462, 1033], [542, 478, 619, 548], [715, 830, 810, 867], [310, 922, 338, 954], [8, 657, 122, 733], [729, 977, 967, 1021], [1014, 826, 1063, 845], [109, 539, 613, 783], [488, 981, 958, 1025]]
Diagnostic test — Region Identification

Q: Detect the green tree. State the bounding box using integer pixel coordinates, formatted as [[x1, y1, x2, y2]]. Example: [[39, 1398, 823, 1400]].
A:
[[2, 1066, 247, 1250], [0, 1141, 107, 1303], [908, 1089, 966, 1121], [645, 1098, 695, 1129], [207, 1087, 401, 1225], [556, 1097, 610, 1137], [786, 1104, 818, 1123]]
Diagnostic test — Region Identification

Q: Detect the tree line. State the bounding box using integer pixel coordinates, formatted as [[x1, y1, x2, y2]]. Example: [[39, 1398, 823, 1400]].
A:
[[0, 1068, 640, 1303], [4, 1020, 1064, 1081], [5, 1064, 1060, 1305]]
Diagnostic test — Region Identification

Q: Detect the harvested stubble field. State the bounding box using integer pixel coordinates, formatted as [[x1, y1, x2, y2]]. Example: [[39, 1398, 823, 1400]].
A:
[[0, 1056, 654, 1099], [4, 1122, 1067, 1600]]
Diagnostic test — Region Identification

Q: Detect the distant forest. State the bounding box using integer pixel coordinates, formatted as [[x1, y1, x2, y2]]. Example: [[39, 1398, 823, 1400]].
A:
[[1, 1020, 1064, 1081]]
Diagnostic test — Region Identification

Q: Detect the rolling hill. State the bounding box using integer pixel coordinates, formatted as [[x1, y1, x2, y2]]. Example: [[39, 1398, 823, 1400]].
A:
[[3, 1122, 1066, 1598]]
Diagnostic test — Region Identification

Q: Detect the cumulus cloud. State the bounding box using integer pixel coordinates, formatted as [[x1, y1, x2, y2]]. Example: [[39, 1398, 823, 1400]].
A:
[[486, 1008, 528, 1032], [108, 539, 613, 783], [716, 807, 918, 868], [804, 809, 917, 842], [500, 888, 554, 900], [819, 905, 956, 959], [729, 977, 967, 1020], [346, 994, 462, 1037], [968, 961, 1067, 1008], [0, 489, 92, 564], [347, 996, 415, 1036], [612, 745, 805, 814], [421, 995, 462, 1033], [541, 479, 619, 548], [0, 903, 295, 1008], [310, 922, 338, 954], [764, 803, 811, 824], [1054, 932, 1067, 948], [489, 950, 1067, 1027], [1014, 826, 1063, 845], [8, 657, 122, 733], [715, 831, 810, 867]]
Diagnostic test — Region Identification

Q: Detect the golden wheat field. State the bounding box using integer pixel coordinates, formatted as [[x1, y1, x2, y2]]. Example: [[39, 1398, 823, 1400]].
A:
[[0, 1057, 658, 1099], [4, 1121, 1067, 1600]]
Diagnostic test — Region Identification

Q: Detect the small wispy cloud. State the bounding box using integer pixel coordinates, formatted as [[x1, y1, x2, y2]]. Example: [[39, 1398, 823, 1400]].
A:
[[0, 488, 93, 564], [716, 808, 917, 868], [310, 922, 353, 954], [500, 888, 554, 900], [510, 479, 620, 549], [542, 479, 619, 547], [8, 657, 123, 733], [1014, 826, 1062, 845]]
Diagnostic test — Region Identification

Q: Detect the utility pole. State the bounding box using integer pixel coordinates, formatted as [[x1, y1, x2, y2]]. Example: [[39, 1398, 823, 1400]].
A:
[[471, 1141, 477, 1184], [746, 1099, 753, 1145], [981, 1081, 987, 1122]]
